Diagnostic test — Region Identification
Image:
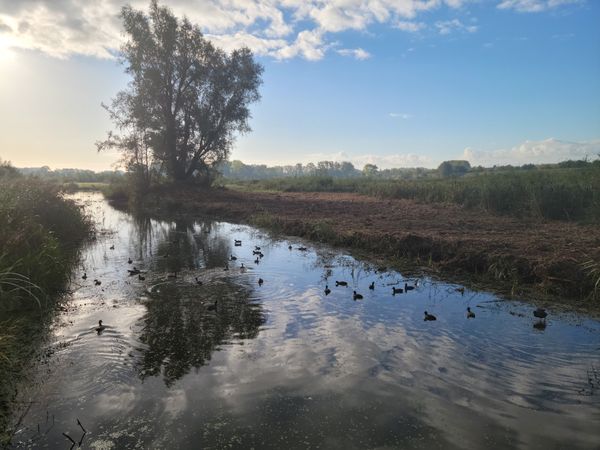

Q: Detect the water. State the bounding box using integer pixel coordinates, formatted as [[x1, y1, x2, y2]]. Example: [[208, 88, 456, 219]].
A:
[[10, 192, 600, 449]]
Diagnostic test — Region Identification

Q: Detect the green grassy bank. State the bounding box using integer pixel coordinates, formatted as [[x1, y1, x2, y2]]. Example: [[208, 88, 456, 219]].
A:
[[0, 170, 91, 445]]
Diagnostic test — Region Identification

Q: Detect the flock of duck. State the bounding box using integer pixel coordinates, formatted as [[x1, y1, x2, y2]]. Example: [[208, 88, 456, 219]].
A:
[[85, 237, 550, 333]]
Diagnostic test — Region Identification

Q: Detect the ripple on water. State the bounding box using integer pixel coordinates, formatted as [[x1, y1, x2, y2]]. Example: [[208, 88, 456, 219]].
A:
[[14, 192, 600, 450]]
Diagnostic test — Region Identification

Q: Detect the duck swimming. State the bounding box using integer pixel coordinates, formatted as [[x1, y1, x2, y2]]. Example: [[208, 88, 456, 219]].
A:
[[82, 272, 87, 280], [353, 291, 363, 300], [466, 307, 475, 319], [258, 278, 264, 286], [369, 281, 375, 290], [533, 308, 548, 320], [404, 283, 415, 292], [95, 320, 106, 333], [335, 281, 348, 287], [324, 285, 331, 295], [392, 287, 403, 295], [424, 311, 437, 321]]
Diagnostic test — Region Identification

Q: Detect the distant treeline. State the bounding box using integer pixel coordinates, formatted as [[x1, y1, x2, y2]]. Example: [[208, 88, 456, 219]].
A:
[[17, 166, 124, 183], [219, 158, 600, 181]]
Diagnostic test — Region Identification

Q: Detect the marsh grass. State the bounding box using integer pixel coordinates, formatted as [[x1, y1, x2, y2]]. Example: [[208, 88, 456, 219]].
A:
[[0, 178, 91, 306], [0, 175, 91, 444], [230, 166, 600, 222]]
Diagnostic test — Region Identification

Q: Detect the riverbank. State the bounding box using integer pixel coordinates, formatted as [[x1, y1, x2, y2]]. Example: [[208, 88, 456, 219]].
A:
[[128, 185, 600, 304], [0, 177, 91, 445]]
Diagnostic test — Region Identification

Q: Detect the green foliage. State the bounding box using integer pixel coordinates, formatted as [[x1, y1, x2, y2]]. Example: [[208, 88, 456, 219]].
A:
[[98, 0, 263, 185], [0, 176, 91, 307], [437, 160, 471, 177]]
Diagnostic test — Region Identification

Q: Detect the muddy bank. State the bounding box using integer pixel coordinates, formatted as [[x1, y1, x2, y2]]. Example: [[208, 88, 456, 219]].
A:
[[134, 186, 600, 303]]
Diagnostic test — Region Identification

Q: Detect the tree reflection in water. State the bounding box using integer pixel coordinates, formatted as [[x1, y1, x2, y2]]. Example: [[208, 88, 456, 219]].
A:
[[132, 218, 266, 386]]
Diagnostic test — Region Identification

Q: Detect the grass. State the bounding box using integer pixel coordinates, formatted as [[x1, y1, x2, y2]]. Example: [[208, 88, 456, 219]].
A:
[[0, 174, 91, 445], [227, 165, 600, 222]]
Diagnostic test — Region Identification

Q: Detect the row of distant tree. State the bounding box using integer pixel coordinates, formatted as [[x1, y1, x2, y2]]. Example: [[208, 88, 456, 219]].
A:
[[3, 157, 597, 184], [15, 166, 124, 183], [219, 158, 599, 181]]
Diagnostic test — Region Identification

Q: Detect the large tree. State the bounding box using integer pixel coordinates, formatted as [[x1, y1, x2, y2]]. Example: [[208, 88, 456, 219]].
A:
[[98, 0, 263, 185]]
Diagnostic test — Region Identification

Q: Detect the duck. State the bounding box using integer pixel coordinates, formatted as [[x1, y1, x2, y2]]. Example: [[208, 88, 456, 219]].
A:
[[195, 277, 203, 286], [95, 320, 106, 333], [128, 258, 132, 264], [240, 263, 246, 270], [128, 267, 141, 275], [258, 278, 264, 286], [466, 307, 475, 319], [404, 283, 415, 292], [259, 252, 264, 258], [353, 291, 363, 300], [254, 257, 260, 264], [223, 264, 229, 271], [230, 255, 237, 261], [324, 285, 331, 295], [392, 287, 403, 295], [255, 246, 261, 251], [424, 311, 437, 321], [335, 281, 348, 287], [94, 279, 102, 286], [253, 250, 261, 255], [109, 245, 115, 250], [82, 272, 87, 280], [234, 239, 242, 246], [533, 308, 548, 320], [456, 287, 465, 295], [369, 281, 375, 290], [297, 246, 308, 251], [138, 274, 145, 281], [288, 245, 292, 250], [207, 300, 217, 311]]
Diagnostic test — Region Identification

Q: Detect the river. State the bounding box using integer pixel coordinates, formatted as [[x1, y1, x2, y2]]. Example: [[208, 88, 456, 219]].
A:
[[10, 192, 600, 449]]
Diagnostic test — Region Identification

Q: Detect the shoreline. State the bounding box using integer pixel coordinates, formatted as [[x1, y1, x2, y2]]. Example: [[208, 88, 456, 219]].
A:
[[124, 185, 599, 305]]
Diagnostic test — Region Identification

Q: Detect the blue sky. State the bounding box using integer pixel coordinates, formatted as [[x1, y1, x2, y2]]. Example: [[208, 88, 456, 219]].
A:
[[0, 0, 599, 170]]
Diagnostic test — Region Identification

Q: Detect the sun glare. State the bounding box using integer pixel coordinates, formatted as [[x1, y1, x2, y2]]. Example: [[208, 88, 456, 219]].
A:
[[0, 34, 17, 64]]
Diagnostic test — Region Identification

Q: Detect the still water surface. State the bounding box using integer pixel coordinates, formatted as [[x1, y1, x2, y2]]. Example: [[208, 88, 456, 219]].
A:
[[12, 192, 600, 449]]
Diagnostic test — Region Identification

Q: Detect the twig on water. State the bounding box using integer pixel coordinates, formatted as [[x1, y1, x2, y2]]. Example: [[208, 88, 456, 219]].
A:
[[62, 432, 76, 445]]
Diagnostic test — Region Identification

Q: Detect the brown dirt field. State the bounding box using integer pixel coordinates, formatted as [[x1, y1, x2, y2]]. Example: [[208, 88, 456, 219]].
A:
[[141, 186, 600, 302]]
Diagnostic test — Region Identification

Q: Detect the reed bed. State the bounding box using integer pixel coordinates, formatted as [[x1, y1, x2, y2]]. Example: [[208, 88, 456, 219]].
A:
[[229, 166, 600, 222]]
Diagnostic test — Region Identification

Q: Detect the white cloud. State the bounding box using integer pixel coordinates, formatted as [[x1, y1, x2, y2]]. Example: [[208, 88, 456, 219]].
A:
[[497, 0, 582, 13], [435, 19, 478, 35], [0, 0, 584, 62], [461, 138, 600, 166], [394, 20, 426, 32], [389, 112, 413, 119], [337, 47, 371, 60]]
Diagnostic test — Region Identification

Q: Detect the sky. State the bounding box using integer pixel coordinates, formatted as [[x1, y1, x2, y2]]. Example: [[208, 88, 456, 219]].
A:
[[0, 0, 599, 171]]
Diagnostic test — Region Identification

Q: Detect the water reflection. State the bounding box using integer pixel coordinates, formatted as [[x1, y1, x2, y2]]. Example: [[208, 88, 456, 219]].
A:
[[137, 280, 265, 386], [9, 192, 600, 450]]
